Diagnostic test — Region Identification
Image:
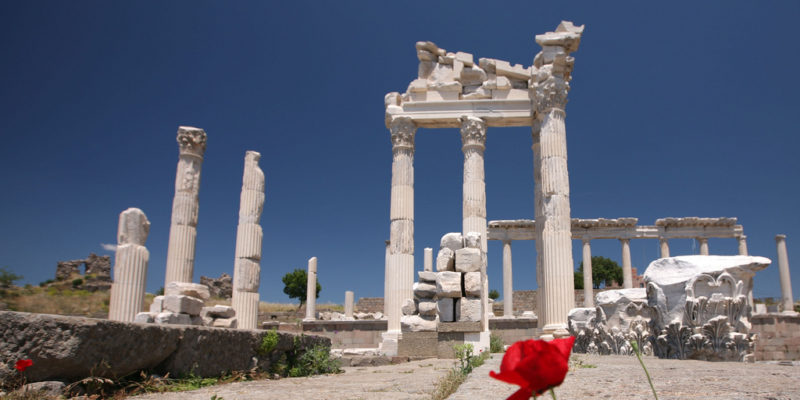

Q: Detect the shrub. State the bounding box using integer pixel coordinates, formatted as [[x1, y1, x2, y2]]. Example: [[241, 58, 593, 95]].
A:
[[0, 267, 23, 288], [288, 344, 341, 377], [490, 334, 504, 353], [258, 330, 279, 356], [71, 278, 83, 288]]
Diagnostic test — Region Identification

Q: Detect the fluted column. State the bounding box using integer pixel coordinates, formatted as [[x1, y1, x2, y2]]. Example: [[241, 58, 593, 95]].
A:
[[385, 116, 416, 336], [164, 126, 207, 286], [502, 240, 513, 317], [383, 239, 390, 316], [776, 235, 795, 313], [738, 235, 749, 256], [461, 115, 489, 331], [344, 290, 354, 318], [659, 238, 670, 258], [109, 208, 150, 322], [621, 239, 632, 289], [582, 239, 593, 307], [423, 248, 433, 272], [304, 257, 318, 320], [698, 238, 709, 255], [231, 151, 265, 330]]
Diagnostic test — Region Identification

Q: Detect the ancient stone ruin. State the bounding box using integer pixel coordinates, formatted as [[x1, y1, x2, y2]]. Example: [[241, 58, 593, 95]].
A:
[[200, 273, 233, 299], [55, 253, 112, 291], [108, 208, 150, 322], [135, 281, 237, 328]]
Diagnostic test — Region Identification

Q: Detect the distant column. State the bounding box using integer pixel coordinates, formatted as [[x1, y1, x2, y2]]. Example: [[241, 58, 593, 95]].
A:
[[383, 239, 390, 316], [659, 238, 670, 258], [164, 126, 207, 286], [698, 238, 709, 255], [776, 235, 795, 313], [231, 151, 265, 330], [304, 257, 318, 321], [502, 240, 513, 317], [621, 239, 632, 289], [738, 235, 749, 256], [423, 247, 433, 272], [344, 291, 354, 319], [108, 208, 150, 322], [582, 239, 593, 307]]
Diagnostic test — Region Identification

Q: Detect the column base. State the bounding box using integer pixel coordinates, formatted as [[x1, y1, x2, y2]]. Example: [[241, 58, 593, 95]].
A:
[[380, 331, 401, 356], [541, 323, 570, 339]]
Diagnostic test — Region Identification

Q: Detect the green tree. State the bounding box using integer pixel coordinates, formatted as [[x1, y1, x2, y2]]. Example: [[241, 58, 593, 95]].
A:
[[0, 267, 23, 288], [488, 289, 500, 300], [282, 269, 321, 306], [574, 256, 623, 289]]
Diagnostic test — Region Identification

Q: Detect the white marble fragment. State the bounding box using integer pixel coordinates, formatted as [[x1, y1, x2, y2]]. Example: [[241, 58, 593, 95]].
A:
[[401, 298, 416, 316], [201, 305, 235, 319], [463, 232, 481, 249], [455, 248, 481, 273], [155, 311, 192, 325], [149, 296, 164, 314], [413, 281, 437, 298], [401, 315, 438, 332], [162, 295, 204, 316], [436, 271, 462, 298], [418, 300, 437, 316], [457, 297, 482, 322], [464, 272, 482, 297], [440, 233, 463, 252], [134, 312, 154, 323], [212, 317, 238, 328], [436, 248, 455, 272], [418, 271, 437, 283], [165, 282, 210, 301]]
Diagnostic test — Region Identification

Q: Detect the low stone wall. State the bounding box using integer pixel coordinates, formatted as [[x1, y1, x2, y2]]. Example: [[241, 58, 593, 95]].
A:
[[493, 290, 615, 316], [488, 317, 538, 346], [355, 297, 383, 313], [752, 313, 800, 361], [0, 311, 329, 384]]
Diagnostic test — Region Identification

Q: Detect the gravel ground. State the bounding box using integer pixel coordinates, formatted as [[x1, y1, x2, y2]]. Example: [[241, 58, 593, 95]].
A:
[[449, 353, 800, 400]]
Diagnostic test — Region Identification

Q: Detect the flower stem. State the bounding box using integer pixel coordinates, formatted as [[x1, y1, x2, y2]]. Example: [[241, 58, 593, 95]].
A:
[[630, 341, 658, 400], [550, 388, 557, 400]]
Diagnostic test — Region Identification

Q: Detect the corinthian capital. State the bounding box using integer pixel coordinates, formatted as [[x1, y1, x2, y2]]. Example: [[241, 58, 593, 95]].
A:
[[177, 126, 207, 157], [532, 75, 569, 117], [460, 115, 487, 150], [389, 116, 416, 150]]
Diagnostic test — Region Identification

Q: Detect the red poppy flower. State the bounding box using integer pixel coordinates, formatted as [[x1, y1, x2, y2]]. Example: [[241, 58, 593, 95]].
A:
[[489, 336, 575, 400], [14, 359, 33, 372]]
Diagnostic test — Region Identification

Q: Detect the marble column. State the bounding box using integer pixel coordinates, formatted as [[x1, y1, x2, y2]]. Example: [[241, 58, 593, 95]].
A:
[[502, 240, 513, 317], [231, 151, 265, 330], [621, 239, 632, 289], [738, 235, 749, 256], [423, 247, 433, 272], [698, 238, 709, 255], [344, 290, 354, 319], [384, 239, 390, 316], [384, 116, 416, 352], [108, 208, 150, 322], [582, 239, 593, 307], [776, 235, 795, 313], [164, 126, 207, 287], [659, 238, 670, 258], [304, 257, 317, 321], [461, 115, 489, 331], [531, 22, 583, 337]]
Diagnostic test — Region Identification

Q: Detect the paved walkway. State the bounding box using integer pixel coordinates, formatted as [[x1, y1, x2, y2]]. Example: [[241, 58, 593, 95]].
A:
[[449, 354, 800, 400]]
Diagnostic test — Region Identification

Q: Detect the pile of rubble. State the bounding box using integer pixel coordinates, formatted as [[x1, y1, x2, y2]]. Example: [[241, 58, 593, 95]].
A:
[[135, 282, 237, 328]]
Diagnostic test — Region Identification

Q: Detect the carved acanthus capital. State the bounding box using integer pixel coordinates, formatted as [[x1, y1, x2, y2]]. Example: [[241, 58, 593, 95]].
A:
[[532, 75, 569, 118], [389, 117, 416, 150], [460, 115, 487, 150], [177, 126, 207, 157]]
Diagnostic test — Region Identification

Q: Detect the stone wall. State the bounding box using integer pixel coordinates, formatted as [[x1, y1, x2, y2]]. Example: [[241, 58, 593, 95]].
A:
[[751, 313, 800, 361], [0, 311, 329, 384], [355, 297, 384, 313], [492, 289, 615, 316]]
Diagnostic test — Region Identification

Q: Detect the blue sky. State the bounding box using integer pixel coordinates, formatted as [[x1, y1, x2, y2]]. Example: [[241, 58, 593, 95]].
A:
[[1, 1, 798, 305]]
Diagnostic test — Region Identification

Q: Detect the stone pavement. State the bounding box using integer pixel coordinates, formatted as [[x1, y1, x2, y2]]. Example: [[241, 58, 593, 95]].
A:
[[448, 353, 800, 400]]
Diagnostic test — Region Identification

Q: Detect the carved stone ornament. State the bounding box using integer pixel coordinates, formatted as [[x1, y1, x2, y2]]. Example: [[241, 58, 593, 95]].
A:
[[177, 126, 207, 157], [389, 117, 416, 150], [532, 75, 569, 116], [459, 115, 487, 150]]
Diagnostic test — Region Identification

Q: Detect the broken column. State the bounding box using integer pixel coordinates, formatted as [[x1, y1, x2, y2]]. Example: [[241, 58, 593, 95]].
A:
[[738, 235, 749, 256], [531, 21, 584, 337], [582, 238, 593, 307], [502, 240, 513, 316], [164, 126, 207, 287], [231, 151, 265, 330], [424, 247, 433, 272], [304, 256, 318, 321], [698, 237, 709, 255], [460, 115, 489, 332], [621, 239, 632, 289], [344, 290, 354, 319], [108, 208, 150, 322], [659, 238, 670, 258], [383, 116, 417, 353], [776, 234, 795, 313]]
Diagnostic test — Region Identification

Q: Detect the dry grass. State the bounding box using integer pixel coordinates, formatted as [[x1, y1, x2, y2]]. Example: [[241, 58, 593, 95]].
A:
[[1, 286, 110, 318]]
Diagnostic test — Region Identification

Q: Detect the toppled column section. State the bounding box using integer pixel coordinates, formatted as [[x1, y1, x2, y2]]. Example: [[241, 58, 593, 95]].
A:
[[231, 151, 265, 330], [108, 208, 150, 322], [531, 21, 584, 337], [304, 257, 318, 321], [164, 126, 207, 286]]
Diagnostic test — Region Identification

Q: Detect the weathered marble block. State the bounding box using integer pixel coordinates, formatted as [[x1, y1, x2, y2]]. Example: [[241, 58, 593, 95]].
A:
[[418, 271, 437, 283], [163, 295, 204, 316], [464, 272, 481, 297], [457, 297, 482, 322], [212, 317, 238, 329], [201, 305, 235, 319], [436, 248, 455, 272], [134, 312, 154, 323], [436, 271, 462, 297], [463, 232, 481, 249], [401, 298, 416, 316], [440, 232, 463, 252], [413, 282, 437, 298], [438, 298, 455, 322], [401, 315, 437, 332], [155, 311, 192, 325], [166, 282, 210, 301], [418, 300, 437, 316], [455, 248, 481, 272], [149, 295, 164, 314]]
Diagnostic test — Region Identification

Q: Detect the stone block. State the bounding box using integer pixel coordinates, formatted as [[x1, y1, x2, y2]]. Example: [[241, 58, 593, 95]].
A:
[[440, 232, 463, 252], [418, 271, 437, 283], [397, 331, 438, 358], [463, 232, 481, 249], [436, 271, 462, 297], [212, 317, 238, 329], [413, 282, 437, 299], [401, 298, 416, 316], [190, 315, 204, 326], [457, 297, 482, 322], [134, 312, 154, 323], [436, 248, 455, 272], [464, 272, 481, 297], [155, 312, 192, 325], [201, 305, 235, 319], [438, 321, 482, 332], [438, 298, 455, 322], [455, 248, 482, 272], [163, 295, 204, 316], [150, 295, 164, 313], [418, 300, 437, 316], [165, 282, 210, 301], [401, 315, 437, 332]]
